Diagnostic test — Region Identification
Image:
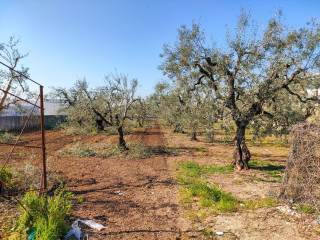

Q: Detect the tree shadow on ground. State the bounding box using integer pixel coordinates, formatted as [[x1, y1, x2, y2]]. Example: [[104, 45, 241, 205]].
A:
[[249, 164, 285, 172]]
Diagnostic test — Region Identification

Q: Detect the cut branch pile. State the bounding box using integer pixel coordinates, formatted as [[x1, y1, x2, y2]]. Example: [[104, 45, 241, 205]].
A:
[[280, 123, 320, 211]]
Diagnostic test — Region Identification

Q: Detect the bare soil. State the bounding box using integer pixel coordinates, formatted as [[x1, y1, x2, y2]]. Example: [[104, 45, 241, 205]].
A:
[[0, 125, 319, 239]]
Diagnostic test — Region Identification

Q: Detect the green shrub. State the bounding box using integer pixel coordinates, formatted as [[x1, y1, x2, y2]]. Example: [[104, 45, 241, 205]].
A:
[[0, 132, 15, 144], [14, 188, 73, 240], [0, 166, 13, 189]]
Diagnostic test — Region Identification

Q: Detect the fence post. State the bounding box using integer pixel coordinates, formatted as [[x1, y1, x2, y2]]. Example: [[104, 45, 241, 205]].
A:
[[40, 85, 47, 193]]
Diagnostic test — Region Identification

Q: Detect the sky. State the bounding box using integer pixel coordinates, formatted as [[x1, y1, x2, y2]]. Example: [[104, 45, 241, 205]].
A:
[[0, 0, 320, 96]]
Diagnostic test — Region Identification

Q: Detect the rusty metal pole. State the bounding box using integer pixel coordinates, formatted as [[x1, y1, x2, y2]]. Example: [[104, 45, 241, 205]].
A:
[[39, 85, 47, 193]]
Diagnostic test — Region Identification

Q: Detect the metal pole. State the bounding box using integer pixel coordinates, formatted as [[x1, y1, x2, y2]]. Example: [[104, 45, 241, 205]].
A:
[[40, 85, 47, 192]]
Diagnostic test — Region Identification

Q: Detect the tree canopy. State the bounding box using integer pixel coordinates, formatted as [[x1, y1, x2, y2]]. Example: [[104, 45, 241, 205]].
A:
[[160, 12, 320, 169]]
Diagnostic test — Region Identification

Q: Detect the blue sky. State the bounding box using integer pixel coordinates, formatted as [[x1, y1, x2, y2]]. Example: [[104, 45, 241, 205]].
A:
[[0, 0, 320, 96]]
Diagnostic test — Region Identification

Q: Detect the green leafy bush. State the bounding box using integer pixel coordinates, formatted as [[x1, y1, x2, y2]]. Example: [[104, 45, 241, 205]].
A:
[[14, 188, 73, 240], [0, 166, 13, 190]]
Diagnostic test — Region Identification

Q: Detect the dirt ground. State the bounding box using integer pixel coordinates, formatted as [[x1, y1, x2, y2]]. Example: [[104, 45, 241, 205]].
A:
[[1, 125, 320, 239]]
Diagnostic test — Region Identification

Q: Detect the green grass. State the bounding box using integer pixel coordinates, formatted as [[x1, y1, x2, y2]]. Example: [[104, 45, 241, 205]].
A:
[[76, 195, 85, 204], [177, 161, 278, 214], [194, 147, 209, 153], [178, 161, 202, 178], [177, 161, 238, 213], [180, 182, 238, 213], [295, 203, 316, 214], [201, 228, 214, 237], [242, 197, 278, 210], [178, 161, 233, 178]]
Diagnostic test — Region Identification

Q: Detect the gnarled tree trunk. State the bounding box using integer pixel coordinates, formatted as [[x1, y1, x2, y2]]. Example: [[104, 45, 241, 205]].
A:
[[96, 119, 104, 130], [117, 125, 128, 150], [190, 131, 197, 141], [233, 123, 251, 170]]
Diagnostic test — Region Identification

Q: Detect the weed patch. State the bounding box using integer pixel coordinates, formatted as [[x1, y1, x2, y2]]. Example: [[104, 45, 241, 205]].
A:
[[242, 197, 278, 210], [0, 132, 15, 144], [0, 167, 13, 191], [177, 161, 238, 213], [294, 203, 316, 214], [178, 161, 233, 178]]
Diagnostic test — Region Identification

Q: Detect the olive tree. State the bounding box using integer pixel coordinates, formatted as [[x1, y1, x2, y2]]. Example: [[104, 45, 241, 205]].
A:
[[96, 74, 138, 149], [0, 37, 29, 111], [176, 85, 219, 141], [55, 73, 139, 150], [149, 82, 186, 133], [161, 12, 320, 170], [150, 80, 220, 141], [54, 80, 96, 130], [131, 98, 149, 127]]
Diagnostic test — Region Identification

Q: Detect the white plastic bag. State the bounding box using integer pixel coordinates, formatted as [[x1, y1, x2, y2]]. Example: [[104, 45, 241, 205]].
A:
[[81, 219, 106, 231]]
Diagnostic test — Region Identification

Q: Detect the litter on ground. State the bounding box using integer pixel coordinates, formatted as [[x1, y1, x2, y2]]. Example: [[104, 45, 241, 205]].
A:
[[65, 219, 106, 240]]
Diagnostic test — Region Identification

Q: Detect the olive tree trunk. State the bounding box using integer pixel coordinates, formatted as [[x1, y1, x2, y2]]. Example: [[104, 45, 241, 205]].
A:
[[117, 125, 128, 150], [190, 131, 197, 141], [233, 123, 251, 170], [96, 119, 104, 130]]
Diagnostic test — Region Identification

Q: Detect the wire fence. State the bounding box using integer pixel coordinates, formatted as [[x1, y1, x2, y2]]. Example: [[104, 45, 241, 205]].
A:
[[0, 60, 47, 195]]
